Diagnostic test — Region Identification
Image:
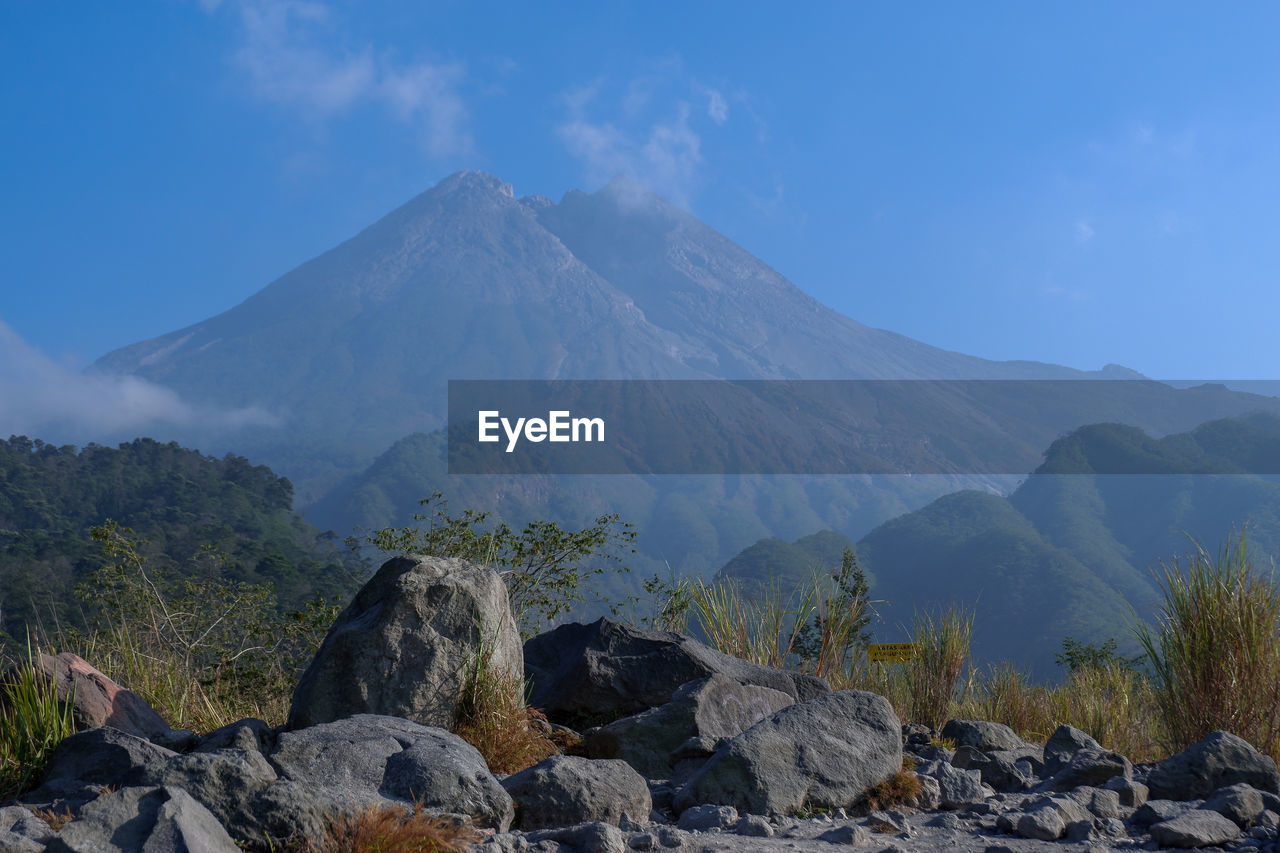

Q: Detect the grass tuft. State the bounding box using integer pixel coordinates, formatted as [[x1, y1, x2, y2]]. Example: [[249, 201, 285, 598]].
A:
[[452, 640, 556, 774], [904, 606, 973, 730], [312, 802, 481, 853], [1133, 532, 1280, 760], [862, 762, 924, 812], [0, 638, 77, 799]]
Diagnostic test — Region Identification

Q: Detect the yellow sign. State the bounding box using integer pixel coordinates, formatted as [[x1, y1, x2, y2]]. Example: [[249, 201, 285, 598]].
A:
[[868, 643, 917, 664]]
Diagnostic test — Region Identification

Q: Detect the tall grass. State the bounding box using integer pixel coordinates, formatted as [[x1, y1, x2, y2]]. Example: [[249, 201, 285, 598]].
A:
[[688, 577, 817, 669], [1133, 533, 1280, 760], [0, 639, 76, 799], [904, 606, 974, 730]]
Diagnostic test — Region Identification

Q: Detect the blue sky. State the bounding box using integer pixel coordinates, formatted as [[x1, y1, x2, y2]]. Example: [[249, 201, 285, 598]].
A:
[[4, 1, 1280, 381]]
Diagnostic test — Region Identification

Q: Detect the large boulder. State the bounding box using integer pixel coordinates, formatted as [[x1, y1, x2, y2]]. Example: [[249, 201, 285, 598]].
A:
[[1146, 731, 1280, 800], [673, 689, 901, 815], [268, 714, 513, 831], [44, 786, 239, 853], [9, 653, 172, 742], [500, 755, 651, 830], [135, 748, 278, 844], [941, 719, 1033, 754], [35, 727, 176, 789], [524, 618, 828, 723], [288, 554, 522, 730], [581, 674, 795, 778]]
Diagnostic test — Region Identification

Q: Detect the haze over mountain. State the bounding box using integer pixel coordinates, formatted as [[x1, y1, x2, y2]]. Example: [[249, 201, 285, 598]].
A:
[[718, 413, 1280, 676], [92, 171, 1137, 501]]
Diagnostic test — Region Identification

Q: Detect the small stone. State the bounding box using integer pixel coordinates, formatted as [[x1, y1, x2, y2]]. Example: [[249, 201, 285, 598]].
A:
[[1065, 819, 1095, 842], [1202, 783, 1268, 828], [1106, 776, 1150, 807], [733, 814, 773, 837], [816, 824, 872, 845], [676, 804, 737, 831]]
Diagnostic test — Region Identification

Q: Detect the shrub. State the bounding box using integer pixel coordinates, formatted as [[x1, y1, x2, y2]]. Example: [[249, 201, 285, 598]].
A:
[[862, 760, 923, 812], [0, 639, 76, 799], [62, 521, 337, 731], [354, 492, 635, 635], [1133, 532, 1280, 759]]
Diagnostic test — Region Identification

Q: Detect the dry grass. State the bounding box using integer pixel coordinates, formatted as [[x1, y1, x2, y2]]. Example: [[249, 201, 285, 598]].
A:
[[453, 644, 556, 774], [31, 807, 75, 831], [862, 762, 924, 812], [311, 803, 481, 853], [688, 577, 816, 669]]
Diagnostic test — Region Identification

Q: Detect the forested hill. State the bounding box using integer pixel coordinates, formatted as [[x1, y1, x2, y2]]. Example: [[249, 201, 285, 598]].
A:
[[0, 436, 362, 644]]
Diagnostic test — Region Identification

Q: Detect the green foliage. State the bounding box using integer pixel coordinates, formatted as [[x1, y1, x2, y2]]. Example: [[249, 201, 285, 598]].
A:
[[353, 492, 636, 633], [0, 638, 76, 799], [66, 521, 339, 730], [1055, 636, 1139, 674], [0, 435, 361, 648], [793, 547, 873, 666], [637, 570, 694, 633], [1133, 531, 1280, 760]]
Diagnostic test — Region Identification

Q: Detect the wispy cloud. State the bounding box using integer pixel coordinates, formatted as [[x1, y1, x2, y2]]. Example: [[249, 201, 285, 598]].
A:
[[210, 0, 470, 157], [1074, 219, 1095, 243], [556, 67, 740, 208], [0, 320, 278, 440]]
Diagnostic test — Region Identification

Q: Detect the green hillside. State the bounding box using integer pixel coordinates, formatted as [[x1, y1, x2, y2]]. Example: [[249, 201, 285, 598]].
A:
[[716, 413, 1280, 677], [0, 436, 363, 645]]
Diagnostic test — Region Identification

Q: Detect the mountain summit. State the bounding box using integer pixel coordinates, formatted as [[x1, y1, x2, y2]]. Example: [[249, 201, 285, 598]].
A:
[[93, 171, 1113, 480]]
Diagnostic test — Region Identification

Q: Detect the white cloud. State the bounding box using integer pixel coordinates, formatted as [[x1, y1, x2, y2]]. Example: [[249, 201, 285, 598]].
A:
[[0, 320, 278, 439], [558, 95, 703, 208], [211, 0, 470, 157], [557, 70, 742, 208], [704, 88, 728, 125], [1074, 219, 1095, 243]]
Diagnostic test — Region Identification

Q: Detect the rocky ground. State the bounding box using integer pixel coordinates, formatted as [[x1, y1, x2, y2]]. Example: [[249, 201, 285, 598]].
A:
[[3, 555, 1279, 852]]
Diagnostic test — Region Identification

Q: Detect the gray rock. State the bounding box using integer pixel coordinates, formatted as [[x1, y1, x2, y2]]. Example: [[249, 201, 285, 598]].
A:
[[1022, 794, 1092, 826], [1147, 731, 1280, 800], [1016, 806, 1065, 841], [288, 554, 522, 730], [655, 825, 686, 847], [867, 809, 911, 834], [951, 748, 1030, 792], [815, 824, 872, 845], [36, 727, 176, 788], [941, 720, 1029, 753], [733, 814, 773, 837], [920, 760, 989, 809], [583, 674, 794, 778], [1063, 786, 1123, 820], [1105, 775, 1149, 807], [44, 785, 239, 853], [673, 690, 900, 816], [1134, 799, 1201, 827], [0, 806, 52, 842], [911, 774, 942, 811], [525, 821, 627, 853], [1043, 724, 1102, 776], [1065, 819, 1095, 842], [0, 830, 45, 853], [1150, 809, 1242, 848], [194, 718, 273, 754], [135, 747, 277, 841], [676, 804, 738, 831], [502, 755, 651, 830], [523, 618, 829, 723], [270, 714, 513, 830], [1200, 783, 1267, 828], [236, 779, 331, 847], [1043, 747, 1132, 791]]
